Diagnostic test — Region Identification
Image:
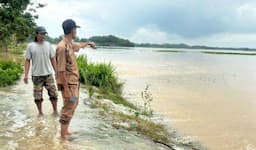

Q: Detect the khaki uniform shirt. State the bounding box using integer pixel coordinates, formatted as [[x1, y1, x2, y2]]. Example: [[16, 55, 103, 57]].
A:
[[56, 39, 79, 85]]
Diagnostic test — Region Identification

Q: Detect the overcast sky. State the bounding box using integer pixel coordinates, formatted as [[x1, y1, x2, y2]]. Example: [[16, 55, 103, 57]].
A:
[[34, 0, 256, 48]]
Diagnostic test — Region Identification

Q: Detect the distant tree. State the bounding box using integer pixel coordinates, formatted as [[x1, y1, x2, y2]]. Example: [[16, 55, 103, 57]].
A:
[[46, 35, 62, 44], [79, 38, 88, 42], [89, 35, 135, 47], [0, 0, 44, 52]]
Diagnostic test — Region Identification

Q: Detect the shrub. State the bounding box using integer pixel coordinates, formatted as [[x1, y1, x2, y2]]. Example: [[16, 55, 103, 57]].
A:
[[0, 60, 23, 87]]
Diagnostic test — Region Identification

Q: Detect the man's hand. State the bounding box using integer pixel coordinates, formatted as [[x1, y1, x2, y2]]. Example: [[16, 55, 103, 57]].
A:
[[88, 42, 96, 49], [24, 59, 30, 84], [24, 76, 28, 84]]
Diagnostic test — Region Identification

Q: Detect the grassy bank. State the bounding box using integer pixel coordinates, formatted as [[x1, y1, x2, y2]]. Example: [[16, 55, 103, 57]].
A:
[[111, 111, 169, 143], [89, 93, 204, 149], [0, 43, 25, 87], [89, 98, 170, 145]]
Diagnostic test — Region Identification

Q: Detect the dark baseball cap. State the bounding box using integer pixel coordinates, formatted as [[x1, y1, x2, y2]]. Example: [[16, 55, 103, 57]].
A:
[[35, 26, 47, 34], [62, 19, 80, 35]]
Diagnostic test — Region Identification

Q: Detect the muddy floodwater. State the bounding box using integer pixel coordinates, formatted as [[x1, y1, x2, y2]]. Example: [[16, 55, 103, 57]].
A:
[[0, 74, 171, 150], [82, 47, 256, 150]]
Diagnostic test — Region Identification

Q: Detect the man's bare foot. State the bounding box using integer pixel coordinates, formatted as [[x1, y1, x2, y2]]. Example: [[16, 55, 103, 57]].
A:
[[38, 113, 44, 117], [60, 135, 69, 143], [66, 131, 78, 136], [52, 111, 59, 116]]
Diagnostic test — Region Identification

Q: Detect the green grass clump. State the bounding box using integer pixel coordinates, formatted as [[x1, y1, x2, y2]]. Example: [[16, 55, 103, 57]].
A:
[[77, 55, 136, 109], [77, 56, 122, 94], [0, 60, 23, 87]]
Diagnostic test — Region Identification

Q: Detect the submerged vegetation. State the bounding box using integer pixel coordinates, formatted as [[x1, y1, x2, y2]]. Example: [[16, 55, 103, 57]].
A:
[[157, 50, 184, 53], [201, 51, 256, 55], [136, 43, 256, 51]]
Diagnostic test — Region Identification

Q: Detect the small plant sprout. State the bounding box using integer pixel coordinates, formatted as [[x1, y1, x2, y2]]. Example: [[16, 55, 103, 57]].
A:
[[141, 84, 153, 116]]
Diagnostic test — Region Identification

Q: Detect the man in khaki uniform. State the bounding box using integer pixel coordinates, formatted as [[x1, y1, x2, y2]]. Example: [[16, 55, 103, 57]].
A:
[[56, 19, 96, 141]]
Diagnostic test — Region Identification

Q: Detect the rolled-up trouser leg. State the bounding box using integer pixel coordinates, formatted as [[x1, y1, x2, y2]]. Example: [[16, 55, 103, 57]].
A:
[[45, 75, 58, 101], [59, 84, 79, 124], [32, 76, 44, 102]]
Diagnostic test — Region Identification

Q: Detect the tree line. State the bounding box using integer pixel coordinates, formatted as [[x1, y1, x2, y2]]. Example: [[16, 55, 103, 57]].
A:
[[46, 35, 135, 47], [47, 35, 256, 50]]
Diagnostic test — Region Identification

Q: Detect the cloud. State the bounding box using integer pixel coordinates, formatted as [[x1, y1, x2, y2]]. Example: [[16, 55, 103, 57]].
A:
[[130, 25, 171, 44], [191, 33, 256, 48], [34, 0, 100, 37], [130, 25, 256, 48], [33, 0, 256, 47]]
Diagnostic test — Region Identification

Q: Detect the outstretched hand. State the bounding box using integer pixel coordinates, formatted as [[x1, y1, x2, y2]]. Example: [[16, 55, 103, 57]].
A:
[[88, 42, 96, 49]]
